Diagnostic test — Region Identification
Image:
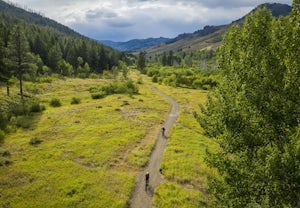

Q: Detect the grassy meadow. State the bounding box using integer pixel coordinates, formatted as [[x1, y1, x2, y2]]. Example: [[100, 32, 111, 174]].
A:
[[0, 77, 170, 207], [152, 84, 219, 208]]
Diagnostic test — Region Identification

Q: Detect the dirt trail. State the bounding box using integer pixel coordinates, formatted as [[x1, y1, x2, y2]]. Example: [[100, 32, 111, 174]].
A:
[[129, 85, 180, 208]]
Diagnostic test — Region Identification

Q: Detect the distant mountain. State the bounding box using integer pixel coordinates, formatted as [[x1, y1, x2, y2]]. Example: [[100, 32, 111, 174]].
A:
[[134, 3, 292, 56], [0, 0, 79, 36], [100, 37, 171, 52]]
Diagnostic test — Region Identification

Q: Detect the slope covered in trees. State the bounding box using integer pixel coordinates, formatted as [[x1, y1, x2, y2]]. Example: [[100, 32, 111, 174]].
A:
[[0, 0, 79, 36], [196, 1, 299, 207], [0, 0, 127, 81]]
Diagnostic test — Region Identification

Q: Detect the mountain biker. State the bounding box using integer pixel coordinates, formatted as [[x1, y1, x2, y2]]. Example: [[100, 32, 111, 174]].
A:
[[162, 126, 165, 137], [145, 172, 150, 191]]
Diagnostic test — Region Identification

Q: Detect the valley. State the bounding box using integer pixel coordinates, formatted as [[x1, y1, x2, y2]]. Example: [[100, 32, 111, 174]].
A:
[[0, 74, 215, 207]]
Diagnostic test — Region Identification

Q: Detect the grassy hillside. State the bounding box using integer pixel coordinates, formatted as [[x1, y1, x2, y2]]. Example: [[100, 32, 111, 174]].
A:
[[143, 26, 228, 57], [0, 76, 171, 207]]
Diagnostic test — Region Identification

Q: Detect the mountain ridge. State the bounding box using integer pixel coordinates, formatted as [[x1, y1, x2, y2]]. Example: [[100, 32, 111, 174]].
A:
[[100, 37, 171, 52], [102, 3, 292, 53]]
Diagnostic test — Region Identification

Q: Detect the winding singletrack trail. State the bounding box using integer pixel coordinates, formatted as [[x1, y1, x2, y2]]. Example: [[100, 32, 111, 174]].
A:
[[129, 85, 180, 208]]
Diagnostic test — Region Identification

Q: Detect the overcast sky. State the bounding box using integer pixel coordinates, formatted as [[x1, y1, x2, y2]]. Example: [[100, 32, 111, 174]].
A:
[[9, 0, 292, 41]]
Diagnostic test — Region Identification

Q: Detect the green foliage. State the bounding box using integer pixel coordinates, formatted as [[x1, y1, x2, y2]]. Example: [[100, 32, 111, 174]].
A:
[[0, 112, 8, 131], [71, 97, 81, 105], [30, 102, 46, 112], [198, 5, 300, 207], [137, 51, 146, 73], [50, 98, 62, 107], [146, 66, 218, 89], [0, 8, 129, 84], [7, 24, 31, 99], [29, 137, 42, 146], [0, 129, 5, 144], [90, 80, 139, 99], [91, 91, 106, 99]]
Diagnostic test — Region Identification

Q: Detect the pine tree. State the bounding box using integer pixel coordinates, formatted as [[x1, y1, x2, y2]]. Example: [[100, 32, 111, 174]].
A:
[[137, 51, 146, 73], [7, 24, 30, 100], [0, 38, 10, 96]]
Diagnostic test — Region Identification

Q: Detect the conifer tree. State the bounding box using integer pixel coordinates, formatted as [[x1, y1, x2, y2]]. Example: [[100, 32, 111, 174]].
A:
[[7, 24, 30, 100]]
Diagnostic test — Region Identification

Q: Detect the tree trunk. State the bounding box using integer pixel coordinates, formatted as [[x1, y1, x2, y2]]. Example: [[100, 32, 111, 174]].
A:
[[6, 81, 9, 96], [19, 72, 23, 100]]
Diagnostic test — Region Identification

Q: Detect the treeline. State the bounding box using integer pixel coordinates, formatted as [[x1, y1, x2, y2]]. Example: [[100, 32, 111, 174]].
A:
[[0, 0, 79, 36], [0, 13, 127, 81], [137, 49, 218, 89], [197, 2, 300, 207], [148, 49, 217, 69]]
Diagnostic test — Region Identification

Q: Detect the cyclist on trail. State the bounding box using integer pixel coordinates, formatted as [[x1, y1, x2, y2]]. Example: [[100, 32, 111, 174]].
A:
[[145, 172, 150, 191], [162, 126, 165, 137]]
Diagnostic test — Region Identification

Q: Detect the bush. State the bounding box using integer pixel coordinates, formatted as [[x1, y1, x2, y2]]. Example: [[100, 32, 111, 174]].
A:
[[91, 91, 106, 99], [0, 113, 8, 130], [0, 130, 5, 144], [30, 103, 46, 112], [0, 150, 11, 157], [29, 137, 42, 146], [50, 98, 62, 107], [71, 97, 81, 105], [11, 103, 30, 116]]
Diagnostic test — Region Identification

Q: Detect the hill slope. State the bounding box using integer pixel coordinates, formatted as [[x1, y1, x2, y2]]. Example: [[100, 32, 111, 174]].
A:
[[0, 0, 125, 79], [0, 0, 79, 36]]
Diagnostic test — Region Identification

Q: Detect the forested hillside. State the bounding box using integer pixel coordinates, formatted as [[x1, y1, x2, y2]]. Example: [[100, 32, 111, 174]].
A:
[[0, 0, 127, 82], [0, 0, 79, 36]]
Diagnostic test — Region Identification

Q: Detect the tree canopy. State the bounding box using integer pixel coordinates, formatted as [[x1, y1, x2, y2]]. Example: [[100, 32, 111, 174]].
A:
[[197, 2, 300, 207]]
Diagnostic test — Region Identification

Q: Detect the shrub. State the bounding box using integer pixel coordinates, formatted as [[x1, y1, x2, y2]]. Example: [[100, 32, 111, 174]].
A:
[[50, 98, 62, 107], [91, 91, 106, 99], [101, 83, 117, 95], [137, 77, 143, 84], [11, 103, 30, 116], [0, 150, 11, 157], [0, 130, 5, 144], [0, 113, 8, 130], [90, 80, 139, 99], [29, 137, 42, 146], [71, 97, 81, 105], [30, 103, 46, 112]]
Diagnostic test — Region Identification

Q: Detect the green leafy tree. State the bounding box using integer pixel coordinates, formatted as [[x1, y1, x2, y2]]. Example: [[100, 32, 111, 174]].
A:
[[7, 24, 31, 100], [119, 61, 128, 79], [196, 5, 300, 207]]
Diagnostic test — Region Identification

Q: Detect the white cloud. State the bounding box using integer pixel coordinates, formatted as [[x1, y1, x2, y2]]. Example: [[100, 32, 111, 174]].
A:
[[8, 0, 293, 41]]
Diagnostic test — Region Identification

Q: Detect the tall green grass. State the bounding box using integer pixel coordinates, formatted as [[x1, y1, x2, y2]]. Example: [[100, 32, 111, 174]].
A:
[[152, 84, 219, 207], [0, 78, 169, 207]]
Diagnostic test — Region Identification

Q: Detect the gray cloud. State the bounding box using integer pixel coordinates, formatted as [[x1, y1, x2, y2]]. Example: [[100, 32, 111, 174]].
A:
[[86, 9, 118, 20], [10, 0, 293, 41]]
